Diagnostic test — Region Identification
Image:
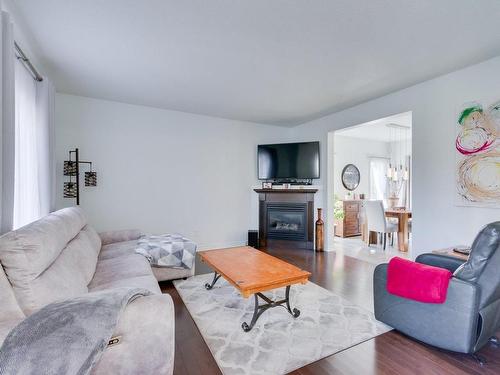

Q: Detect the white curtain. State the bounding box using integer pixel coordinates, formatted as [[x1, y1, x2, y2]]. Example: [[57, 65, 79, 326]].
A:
[[12, 57, 56, 229], [13, 57, 38, 228], [0, 10, 15, 233], [369, 158, 388, 201], [36, 77, 56, 216]]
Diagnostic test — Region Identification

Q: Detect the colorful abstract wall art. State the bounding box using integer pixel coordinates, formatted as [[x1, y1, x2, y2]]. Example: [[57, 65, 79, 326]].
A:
[[455, 100, 500, 207]]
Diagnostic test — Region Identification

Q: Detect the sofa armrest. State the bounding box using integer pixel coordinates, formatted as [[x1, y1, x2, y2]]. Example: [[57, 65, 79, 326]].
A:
[[91, 294, 175, 375], [374, 263, 480, 353], [99, 230, 143, 245], [415, 253, 466, 273]]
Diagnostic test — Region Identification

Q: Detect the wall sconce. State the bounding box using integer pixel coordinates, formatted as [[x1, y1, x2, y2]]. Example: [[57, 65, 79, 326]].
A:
[[63, 148, 97, 205], [63, 161, 77, 176], [63, 182, 77, 198], [85, 171, 97, 187]]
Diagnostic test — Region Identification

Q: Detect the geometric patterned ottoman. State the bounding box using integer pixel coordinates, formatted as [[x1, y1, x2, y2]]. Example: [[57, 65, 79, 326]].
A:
[[135, 234, 197, 282]]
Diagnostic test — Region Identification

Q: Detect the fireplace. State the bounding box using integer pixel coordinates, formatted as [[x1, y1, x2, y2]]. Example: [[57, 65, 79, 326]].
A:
[[267, 203, 307, 241], [254, 188, 317, 250]]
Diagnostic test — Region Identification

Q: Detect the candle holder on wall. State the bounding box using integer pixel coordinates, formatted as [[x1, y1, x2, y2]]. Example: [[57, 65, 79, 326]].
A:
[[63, 148, 97, 205]]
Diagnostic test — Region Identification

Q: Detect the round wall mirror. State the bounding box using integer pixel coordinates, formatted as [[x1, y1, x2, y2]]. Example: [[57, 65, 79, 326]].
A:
[[341, 164, 360, 191]]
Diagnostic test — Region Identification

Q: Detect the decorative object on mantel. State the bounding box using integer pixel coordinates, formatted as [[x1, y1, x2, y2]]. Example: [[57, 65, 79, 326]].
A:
[[315, 208, 324, 251], [262, 182, 272, 189], [341, 164, 360, 191], [455, 100, 500, 207], [63, 148, 97, 205]]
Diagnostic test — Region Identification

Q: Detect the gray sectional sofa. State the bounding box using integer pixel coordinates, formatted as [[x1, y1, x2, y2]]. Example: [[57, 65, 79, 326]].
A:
[[0, 207, 175, 374]]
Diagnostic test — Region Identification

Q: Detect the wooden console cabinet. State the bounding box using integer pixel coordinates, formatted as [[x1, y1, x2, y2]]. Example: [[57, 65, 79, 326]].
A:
[[335, 200, 361, 238]]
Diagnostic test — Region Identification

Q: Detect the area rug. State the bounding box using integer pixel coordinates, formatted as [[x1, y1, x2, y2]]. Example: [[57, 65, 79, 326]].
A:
[[173, 274, 391, 375]]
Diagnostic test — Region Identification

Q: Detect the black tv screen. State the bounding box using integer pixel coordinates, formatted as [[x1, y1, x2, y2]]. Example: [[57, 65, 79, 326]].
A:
[[258, 141, 320, 180]]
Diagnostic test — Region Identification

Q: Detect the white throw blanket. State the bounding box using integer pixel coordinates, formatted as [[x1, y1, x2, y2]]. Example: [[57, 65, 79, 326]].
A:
[[135, 234, 197, 269]]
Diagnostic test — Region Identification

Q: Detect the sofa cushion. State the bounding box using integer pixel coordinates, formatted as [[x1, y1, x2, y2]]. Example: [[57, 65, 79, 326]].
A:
[[99, 230, 142, 246], [98, 240, 137, 261], [89, 253, 153, 289], [0, 266, 24, 321], [91, 294, 174, 374], [0, 207, 87, 279], [0, 207, 101, 314], [89, 275, 161, 294], [23, 225, 102, 313]]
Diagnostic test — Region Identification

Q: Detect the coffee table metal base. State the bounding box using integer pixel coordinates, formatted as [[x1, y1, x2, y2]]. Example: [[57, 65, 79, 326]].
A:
[[204, 271, 301, 332], [204, 271, 221, 290], [242, 285, 300, 332]]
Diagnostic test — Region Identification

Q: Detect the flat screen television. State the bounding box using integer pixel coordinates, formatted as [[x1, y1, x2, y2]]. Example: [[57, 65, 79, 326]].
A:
[[258, 141, 320, 180]]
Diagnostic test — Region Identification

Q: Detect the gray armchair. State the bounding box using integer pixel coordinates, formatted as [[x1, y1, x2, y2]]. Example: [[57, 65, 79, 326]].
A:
[[374, 222, 500, 355]]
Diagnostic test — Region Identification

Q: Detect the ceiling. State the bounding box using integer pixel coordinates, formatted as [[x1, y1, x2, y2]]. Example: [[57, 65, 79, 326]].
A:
[[336, 112, 412, 142], [13, 1, 500, 126]]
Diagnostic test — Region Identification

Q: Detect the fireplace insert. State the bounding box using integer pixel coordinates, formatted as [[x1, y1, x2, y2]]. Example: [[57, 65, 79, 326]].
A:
[[266, 203, 307, 241]]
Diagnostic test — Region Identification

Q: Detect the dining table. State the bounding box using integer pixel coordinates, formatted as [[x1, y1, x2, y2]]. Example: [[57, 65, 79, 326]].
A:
[[384, 209, 412, 252], [362, 208, 412, 252]]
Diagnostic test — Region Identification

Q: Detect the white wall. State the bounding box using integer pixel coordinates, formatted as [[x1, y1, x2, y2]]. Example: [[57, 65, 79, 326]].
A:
[[333, 135, 389, 199], [290, 56, 500, 257], [55, 94, 287, 249], [56, 55, 500, 256]]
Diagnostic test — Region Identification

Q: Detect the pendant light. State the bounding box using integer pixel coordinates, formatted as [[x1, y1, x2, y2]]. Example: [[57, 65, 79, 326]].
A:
[[387, 126, 393, 178], [403, 129, 410, 181], [403, 126, 409, 181]]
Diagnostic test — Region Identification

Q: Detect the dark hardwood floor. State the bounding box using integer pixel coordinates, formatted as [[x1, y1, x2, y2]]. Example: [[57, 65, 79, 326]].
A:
[[160, 246, 500, 375]]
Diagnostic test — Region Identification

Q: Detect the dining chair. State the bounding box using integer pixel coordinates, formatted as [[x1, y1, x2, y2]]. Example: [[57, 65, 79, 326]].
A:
[[365, 200, 398, 250]]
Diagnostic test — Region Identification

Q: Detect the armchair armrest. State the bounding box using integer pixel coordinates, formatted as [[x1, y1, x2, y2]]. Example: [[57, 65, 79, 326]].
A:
[[99, 229, 143, 246], [415, 253, 466, 273], [374, 263, 480, 353]]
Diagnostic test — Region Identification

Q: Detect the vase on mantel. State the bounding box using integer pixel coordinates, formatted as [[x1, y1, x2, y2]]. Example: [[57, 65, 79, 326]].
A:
[[315, 208, 324, 251]]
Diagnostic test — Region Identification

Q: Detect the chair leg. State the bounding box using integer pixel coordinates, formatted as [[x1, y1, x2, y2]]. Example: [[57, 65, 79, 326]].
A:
[[383, 233, 387, 250], [391, 233, 394, 246]]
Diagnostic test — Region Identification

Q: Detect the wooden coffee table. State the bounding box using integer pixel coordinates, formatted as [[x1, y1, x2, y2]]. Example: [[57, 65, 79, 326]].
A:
[[198, 246, 311, 332]]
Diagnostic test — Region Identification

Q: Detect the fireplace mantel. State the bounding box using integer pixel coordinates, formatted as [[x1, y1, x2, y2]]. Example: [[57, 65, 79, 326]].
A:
[[254, 188, 317, 250]]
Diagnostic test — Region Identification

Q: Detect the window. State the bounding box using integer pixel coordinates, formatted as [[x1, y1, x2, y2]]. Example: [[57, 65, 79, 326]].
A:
[[369, 158, 388, 201], [13, 58, 39, 229]]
